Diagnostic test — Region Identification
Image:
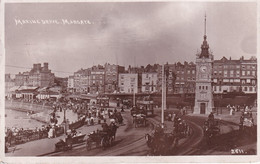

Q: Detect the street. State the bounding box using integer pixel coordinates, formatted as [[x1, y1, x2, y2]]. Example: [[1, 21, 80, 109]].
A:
[[5, 107, 256, 157]]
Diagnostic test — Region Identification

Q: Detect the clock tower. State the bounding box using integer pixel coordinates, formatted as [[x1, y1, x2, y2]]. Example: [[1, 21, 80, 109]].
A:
[[194, 15, 214, 114]]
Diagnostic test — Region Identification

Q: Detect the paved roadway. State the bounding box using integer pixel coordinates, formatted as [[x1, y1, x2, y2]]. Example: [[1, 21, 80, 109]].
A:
[[6, 108, 256, 156]]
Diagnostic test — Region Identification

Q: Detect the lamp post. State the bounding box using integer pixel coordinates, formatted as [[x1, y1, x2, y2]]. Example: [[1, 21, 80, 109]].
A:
[[63, 106, 67, 134]]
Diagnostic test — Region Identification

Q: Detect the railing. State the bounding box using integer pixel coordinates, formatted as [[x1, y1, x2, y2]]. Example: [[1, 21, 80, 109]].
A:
[[6, 127, 64, 146]]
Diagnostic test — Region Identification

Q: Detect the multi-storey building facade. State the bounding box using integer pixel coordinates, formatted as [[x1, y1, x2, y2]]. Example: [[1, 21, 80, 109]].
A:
[[73, 69, 84, 93], [157, 64, 175, 94], [14, 63, 54, 87], [67, 76, 74, 92], [15, 72, 29, 86], [5, 74, 15, 93], [141, 72, 158, 93], [127, 66, 144, 93], [104, 63, 125, 93], [174, 62, 196, 94], [118, 73, 138, 93], [213, 56, 257, 94], [28, 63, 55, 87], [90, 65, 105, 94]]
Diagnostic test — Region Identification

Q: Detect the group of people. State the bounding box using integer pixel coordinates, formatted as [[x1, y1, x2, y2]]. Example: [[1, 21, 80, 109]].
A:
[[227, 104, 253, 116], [5, 124, 64, 146]]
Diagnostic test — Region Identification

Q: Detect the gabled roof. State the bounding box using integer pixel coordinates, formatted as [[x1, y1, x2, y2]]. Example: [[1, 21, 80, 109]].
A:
[[18, 86, 38, 91]]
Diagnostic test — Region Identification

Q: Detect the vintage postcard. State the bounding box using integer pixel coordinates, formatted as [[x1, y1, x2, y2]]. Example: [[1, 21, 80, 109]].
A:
[[1, 0, 259, 163]]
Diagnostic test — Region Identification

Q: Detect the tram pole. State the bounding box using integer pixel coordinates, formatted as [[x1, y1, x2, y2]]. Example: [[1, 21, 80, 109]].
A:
[[161, 64, 164, 129]]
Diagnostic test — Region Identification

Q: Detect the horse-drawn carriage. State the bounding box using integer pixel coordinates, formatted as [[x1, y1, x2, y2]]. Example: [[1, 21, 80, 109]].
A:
[[203, 119, 220, 144], [133, 114, 146, 128], [130, 106, 146, 116], [55, 134, 86, 151], [145, 125, 178, 155], [173, 119, 191, 138], [239, 111, 255, 136], [86, 123, 118, 150], [112, 112, 124, 124]]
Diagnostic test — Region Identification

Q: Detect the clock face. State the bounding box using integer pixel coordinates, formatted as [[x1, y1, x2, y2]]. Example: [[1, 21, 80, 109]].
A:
[[200, 66, 207, 73]]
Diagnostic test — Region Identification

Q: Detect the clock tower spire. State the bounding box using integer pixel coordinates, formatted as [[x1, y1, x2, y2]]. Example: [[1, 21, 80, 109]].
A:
[[200, 14, 209, 58]]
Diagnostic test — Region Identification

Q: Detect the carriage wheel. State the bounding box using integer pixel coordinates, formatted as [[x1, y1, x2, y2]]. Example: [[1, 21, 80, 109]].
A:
[[86, 140, 91, 151], [109, 137, 114, 146], [101, 137, 108, 150]]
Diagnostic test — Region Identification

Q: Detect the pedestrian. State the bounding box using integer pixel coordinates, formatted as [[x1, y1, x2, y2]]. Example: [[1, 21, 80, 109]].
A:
[[171, 113, 176, 122], [230, 107, 233, 115]]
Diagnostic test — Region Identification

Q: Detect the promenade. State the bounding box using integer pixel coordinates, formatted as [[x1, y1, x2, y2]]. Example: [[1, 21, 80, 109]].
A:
[[6, 118, 114, 156]]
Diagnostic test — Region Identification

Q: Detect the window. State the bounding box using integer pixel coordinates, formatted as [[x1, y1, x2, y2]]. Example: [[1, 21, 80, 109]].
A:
[[131, 78, 135, 82], [242, 71, 245, 76], [121, 82, 124, 85], [249, 87, 253, 91], [224, 70, 228, 77], [242, 65, 246, 69], [236, 71, 240, 76], [247, 71, 250, 75], [214, 71, 217, 75], [246, 79, 250, 83], [224, 65, 228, 69], [247, 65, 250, 69], [146, 74, 149, 78], [187, 70, 190, 74], [252, 80, 256, 85], [218, 71, 222, 75], [202, 86, 204, 90], [192, 70, 195, 74], [206, 86, 208, 90], [241, 80, 245, 84], [252, 71, 256, 76], [236, 65, 240, 69], [244, 87, 247, 91], [199, 86, 201, 90], [230, 70, 234, 77]]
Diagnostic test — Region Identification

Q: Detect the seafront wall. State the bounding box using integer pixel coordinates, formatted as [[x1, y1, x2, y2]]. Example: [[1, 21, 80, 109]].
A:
[[5, 100, 52, 112], [5, 100, 52, 124]]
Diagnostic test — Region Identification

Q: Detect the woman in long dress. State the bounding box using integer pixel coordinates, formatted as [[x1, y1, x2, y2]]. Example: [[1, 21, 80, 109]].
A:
[[48, 127, 54, 138]]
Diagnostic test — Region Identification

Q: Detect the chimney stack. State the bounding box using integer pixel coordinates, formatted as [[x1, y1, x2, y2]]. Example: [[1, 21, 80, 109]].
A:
[[44, 62, 48, 70], [37, 63, 41, 71]]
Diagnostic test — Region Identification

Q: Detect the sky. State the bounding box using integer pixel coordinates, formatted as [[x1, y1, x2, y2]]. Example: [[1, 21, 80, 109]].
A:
[[5, 2, 257, 77]]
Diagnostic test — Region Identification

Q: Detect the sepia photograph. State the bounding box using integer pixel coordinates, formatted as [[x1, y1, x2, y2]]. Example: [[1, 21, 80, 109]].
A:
[[2, 0, 259, 163]]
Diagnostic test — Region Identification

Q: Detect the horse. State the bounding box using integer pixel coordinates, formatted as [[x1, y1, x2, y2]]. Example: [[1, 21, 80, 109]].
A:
[[109, 123, 118, 141], [145, 133, 176, 155]]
